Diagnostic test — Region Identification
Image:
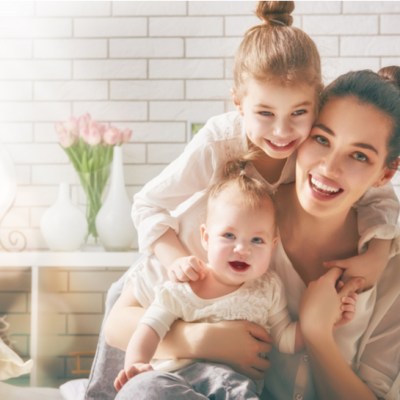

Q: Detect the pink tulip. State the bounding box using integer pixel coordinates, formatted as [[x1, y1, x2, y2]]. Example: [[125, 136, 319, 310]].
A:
[[121, 128, 132, 144], [55, 118, 78, 148], [103, 126, 121, 145], [78, 113, 92, 136], [81, 120, 104, 146]]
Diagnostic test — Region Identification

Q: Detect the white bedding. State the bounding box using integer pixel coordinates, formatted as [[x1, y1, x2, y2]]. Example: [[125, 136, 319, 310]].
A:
[[0, 382, 62, 399], [0, 379, 88, 400]]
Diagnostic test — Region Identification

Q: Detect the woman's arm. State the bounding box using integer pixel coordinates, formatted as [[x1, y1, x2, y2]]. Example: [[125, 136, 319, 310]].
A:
[[299, 268, 377, 400], [105, 281, 273, 380]]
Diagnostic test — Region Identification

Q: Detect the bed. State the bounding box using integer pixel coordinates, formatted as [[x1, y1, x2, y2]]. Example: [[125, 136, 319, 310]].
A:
[[0, 337, 87, 400]]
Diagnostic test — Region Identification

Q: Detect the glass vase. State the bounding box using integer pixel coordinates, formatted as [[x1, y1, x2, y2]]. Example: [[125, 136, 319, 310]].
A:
[[77, 164, 111, 242]]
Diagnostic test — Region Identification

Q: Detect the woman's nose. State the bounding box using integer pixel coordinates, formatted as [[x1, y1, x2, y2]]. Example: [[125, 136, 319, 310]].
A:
[[320, 151, 341, 177]]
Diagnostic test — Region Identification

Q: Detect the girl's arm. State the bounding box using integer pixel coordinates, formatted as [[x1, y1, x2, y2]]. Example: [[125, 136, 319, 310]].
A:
[[132, 114, 242, 256], [105, 281, 272, 380], [324, 239, 391, 290], [324, 182, 399, 290], [299, 268, 377, 400]]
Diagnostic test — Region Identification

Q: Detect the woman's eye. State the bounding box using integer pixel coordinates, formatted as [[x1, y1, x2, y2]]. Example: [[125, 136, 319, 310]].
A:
[[223, 232, 235, 240], [352, 152, 368, 163], [313, 134, 329, 146], [251, 237, 264, 245]]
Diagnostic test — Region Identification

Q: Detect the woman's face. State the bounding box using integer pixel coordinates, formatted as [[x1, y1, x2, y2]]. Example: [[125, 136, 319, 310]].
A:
[[234, 78, 317, 160], [296, 95, 394, 219]]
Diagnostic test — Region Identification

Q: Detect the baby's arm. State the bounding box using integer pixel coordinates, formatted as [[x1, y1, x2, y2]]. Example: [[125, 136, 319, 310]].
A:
[[124, 324, 160, 370], [114, 324, 159, 392], [105, 282, 272, 380]]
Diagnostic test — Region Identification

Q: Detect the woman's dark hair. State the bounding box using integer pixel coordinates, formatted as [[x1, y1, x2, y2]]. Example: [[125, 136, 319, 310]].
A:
[[378, 65, 400, 88], [320, 69, 400, 167]]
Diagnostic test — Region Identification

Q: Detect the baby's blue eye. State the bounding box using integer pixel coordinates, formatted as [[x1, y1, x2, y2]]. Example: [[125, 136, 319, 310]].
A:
[[259, 111, 273, 117], [292, 109, 306, 116], [251, 237, 264, 244], [223, 232, 235, 240]]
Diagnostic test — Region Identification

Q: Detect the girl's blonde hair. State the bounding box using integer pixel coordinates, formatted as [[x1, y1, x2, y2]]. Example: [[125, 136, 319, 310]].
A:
[[233, 1, 322, 98]]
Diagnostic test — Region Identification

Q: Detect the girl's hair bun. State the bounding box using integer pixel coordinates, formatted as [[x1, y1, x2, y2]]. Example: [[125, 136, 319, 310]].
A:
[[256, 1, 295, 27]]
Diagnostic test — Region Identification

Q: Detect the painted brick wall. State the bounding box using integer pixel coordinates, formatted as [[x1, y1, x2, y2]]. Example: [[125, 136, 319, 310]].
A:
[[0, 1, 399, 251], [0, 0, 399, 385]]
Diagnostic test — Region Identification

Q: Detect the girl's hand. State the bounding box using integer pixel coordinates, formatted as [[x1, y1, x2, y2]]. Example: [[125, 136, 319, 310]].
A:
[[323, 238, 390, 290], [300, 268, 365, 339], [196, 320, 273, 380], [167, 255, 207, 282]]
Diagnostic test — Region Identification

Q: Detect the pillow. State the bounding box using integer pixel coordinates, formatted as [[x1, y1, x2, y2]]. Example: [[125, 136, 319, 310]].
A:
[[59, 378, 88, 400], [0, 337, 32, 380]]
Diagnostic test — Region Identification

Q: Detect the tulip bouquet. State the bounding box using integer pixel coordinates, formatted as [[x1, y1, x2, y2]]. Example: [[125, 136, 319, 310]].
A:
[[56, 113, 132, 241]]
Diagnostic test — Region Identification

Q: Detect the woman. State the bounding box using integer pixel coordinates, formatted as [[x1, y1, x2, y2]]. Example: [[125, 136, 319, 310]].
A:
[[108, 69, 400, 400], [262, 69, 400, 399]]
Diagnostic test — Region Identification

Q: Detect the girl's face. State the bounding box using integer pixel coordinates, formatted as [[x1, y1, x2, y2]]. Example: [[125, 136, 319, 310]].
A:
[[201, 187, 277, 288], [296, 95, 394, 219], [234, 78, 317, 159]]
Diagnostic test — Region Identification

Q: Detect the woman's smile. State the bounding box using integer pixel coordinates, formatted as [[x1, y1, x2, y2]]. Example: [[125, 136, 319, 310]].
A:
[[308, 174, 343, 199]]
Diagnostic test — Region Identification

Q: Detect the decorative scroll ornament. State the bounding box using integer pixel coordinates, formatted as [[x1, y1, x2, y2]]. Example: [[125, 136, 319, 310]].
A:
[[0, 145, 27, 252]]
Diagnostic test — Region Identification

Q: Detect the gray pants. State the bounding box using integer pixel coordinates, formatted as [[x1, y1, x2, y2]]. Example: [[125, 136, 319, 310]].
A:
[[115, 361, 260, 400]]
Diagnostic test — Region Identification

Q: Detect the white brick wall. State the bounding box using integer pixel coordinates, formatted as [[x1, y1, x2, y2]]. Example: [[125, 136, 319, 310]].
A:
[[0, 0, 399, 384], [0, 1, 397, 250]]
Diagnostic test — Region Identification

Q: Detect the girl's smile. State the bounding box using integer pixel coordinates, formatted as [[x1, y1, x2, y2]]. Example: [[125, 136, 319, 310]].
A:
[[234, 78, 317, 160]]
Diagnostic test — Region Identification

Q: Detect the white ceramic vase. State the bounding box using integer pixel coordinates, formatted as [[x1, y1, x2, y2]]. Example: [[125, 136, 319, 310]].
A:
[[96, 146, 136, 251], [40, 182, 88, 251]]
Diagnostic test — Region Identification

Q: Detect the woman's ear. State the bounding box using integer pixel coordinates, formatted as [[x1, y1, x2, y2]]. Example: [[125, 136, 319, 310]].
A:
[[200, 224, 209, 251], [374, 159, 399, 187]]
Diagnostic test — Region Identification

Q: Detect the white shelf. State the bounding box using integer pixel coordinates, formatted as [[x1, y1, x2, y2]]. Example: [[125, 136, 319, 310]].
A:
[[0, 249, 139, 387], [0, 249, 138, 267]]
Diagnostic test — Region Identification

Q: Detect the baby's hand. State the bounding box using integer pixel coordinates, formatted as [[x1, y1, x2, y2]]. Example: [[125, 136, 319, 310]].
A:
[[114, 363, 153, 392], [334, 285, 358, 328], [167, 255, 207, 282]]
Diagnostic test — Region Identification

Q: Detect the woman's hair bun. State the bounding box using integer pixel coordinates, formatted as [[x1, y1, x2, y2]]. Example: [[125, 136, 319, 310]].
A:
[[255, 1, 295, 27]]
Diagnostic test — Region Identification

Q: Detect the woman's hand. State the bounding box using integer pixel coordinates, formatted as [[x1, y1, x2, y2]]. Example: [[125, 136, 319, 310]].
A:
[[299, 267, 365, 340], [193, 320, 273, 380]]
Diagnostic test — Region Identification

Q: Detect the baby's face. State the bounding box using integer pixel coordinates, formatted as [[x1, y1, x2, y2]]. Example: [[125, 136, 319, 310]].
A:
[[201, 187, 277, 288]]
